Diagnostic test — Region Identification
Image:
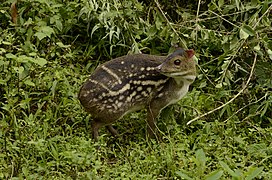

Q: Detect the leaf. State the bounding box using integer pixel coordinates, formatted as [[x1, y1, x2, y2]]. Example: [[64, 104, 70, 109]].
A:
[[34, 26, 54, 40], [176, 171, 194, 180], [30, 57, 47, 67], [5, 53, 17, 59], [24, 79, 35, 87], [195, 149, 206, 167], [215, 83, 223, 88], [235, 0, 240, 10], [13, 66, 24, 74], [218, 0, 224, 8], [240, 25, 255, 39], [205, 170, 224, 180], [267, 49, 272, 60], [239, 28, 249, 39], [91, 24, 101, 38], [0, 79, 6, 85], [35, 57, 47, 67], [219, 161, 239, 178], [34, 32, 47, 41], [56, 42, 70, 48], [261, 0, 268, 14], [245, 167, 264, 180], [242, 25, 255, 36], [40, 26, 54, 36]]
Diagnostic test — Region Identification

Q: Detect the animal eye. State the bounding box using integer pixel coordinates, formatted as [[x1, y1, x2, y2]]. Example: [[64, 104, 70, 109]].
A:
[[174, 60, 181, 65]]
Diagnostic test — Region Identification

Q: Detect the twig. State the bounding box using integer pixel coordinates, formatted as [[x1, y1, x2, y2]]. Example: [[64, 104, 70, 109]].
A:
[[253, 4, 272, 29], [197, 63, 216, 87], [209, 10, 240, 29], [187, 52, 257, 125], [224, 93, 267, 122], [154, 0, 187, 49], [195, 0, 201, 43]]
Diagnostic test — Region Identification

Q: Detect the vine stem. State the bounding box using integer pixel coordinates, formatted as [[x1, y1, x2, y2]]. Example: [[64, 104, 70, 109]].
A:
[[187, 52, 257, 125]]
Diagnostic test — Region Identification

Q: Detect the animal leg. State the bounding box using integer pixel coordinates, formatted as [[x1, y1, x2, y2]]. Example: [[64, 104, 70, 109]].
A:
[[106, 125, 119, 137], [146, 105, 161, 139], [91, 120, 102, 141]]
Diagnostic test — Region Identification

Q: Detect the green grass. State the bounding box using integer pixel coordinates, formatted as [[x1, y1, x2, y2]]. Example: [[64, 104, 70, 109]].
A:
[[2, 105, 272, 179]]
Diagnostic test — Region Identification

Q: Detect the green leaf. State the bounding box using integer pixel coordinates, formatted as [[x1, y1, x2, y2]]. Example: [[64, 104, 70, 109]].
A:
[[240, 25, 255, 39], [235, 0, 240, 10], [91, 24, 101, 38], [239, 28, 249, 39], [267, 49, 272, 60], [215, 83, 223, 88], [5, 53, 17, 59], [34, 57, 47, 67], [242, 25, 255, 36], [13, 66, 24, 74], [205, 170, 224, 180], [24, 79, 35, 87], [34, 32, 47, 41], [245, 167, 264, 180], [219, 161, 239, 178], [239, 25, 254, 40], [261, 0, 268, 14], [2, 41, 12, 45], [176, 171, 194, 180], [0, 79, 6, 85], [218, 0, 224, 8], [34, 26, 54, 40], [56, 42, 70, 48], [40, 26, 54, 36], [195, 149, 206, 167]]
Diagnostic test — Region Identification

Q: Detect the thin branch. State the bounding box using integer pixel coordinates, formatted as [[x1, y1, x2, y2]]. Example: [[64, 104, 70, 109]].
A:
[[253, 4, 272, 29], [154, 0, 187, 49], [209, 10, 240, 29], [224, 93, 267, 122], [197, 63, 216, 87], [195, 0, 201, 43], [187, 52, 257, 125]]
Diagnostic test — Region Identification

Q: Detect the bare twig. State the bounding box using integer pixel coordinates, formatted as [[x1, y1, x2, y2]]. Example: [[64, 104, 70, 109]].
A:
[[195, 0, 202, 43]]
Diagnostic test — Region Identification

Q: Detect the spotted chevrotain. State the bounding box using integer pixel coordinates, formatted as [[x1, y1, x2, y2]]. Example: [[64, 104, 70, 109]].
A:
[[79, 48, 196, 141]]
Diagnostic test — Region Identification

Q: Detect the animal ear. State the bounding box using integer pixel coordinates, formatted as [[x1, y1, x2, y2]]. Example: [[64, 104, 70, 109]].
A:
[[185, 49, 195, 58]]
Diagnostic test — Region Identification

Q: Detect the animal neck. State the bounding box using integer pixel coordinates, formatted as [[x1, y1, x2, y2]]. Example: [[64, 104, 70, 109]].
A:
[[172, 75, 195, 87]]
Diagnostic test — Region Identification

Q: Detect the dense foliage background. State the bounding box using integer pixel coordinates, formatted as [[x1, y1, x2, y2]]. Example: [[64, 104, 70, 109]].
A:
[[1, 0, 271, 179]]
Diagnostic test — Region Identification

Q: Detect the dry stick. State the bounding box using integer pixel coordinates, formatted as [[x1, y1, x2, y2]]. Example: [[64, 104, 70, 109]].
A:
[[195, 0, 201, 43], [154, 0, 187, 49], [187, 52, 258, 125]]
